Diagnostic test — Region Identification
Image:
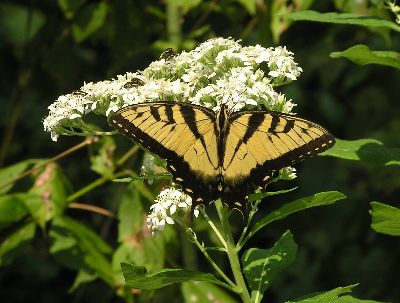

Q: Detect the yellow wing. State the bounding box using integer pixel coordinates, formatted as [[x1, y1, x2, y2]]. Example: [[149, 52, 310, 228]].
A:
[[109, 102, 220, 205], [221, 110, 335, 206]]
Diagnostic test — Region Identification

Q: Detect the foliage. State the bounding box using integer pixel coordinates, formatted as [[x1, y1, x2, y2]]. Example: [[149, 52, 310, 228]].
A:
[[0, 1, 399, 303]]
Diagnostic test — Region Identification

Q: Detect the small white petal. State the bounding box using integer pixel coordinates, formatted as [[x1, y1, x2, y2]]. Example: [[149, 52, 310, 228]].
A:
[[170, 204, 177, 214], [268, 71, 280, 78], [178, 202, 188, 208], [166, 217, 175, 225], [69, 113, 81, 119]]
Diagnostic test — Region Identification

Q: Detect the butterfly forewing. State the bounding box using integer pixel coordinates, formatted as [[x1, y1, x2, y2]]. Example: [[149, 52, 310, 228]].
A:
[[109, 102, 220, 205]]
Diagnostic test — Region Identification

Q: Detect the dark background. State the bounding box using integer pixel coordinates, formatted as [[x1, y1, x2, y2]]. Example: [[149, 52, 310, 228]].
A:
[[0, 1, 399, 302]]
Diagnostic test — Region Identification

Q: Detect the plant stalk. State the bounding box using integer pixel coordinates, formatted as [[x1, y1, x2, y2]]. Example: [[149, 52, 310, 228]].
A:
[[215, 200, 251, 303]]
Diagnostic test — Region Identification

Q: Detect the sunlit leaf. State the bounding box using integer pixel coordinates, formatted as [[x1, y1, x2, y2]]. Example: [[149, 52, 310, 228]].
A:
[[245, 192, 346, 243], [288, 10, 400, 32], [322, 138, 400, 166], [242, 231, 297, 302], [330, 45, 400, 69], [336, 295, 384, 303], [286, 284, 357, 302], [249, 187, 297, 202], [182, 281, 238, 303], [0, 222, 36, 267], [121, 263, 227, 289], [370, 202, 400, 236]]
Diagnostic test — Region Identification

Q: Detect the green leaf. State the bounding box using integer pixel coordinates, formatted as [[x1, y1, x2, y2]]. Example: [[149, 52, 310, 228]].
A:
[[0, 160, 33, 195], [69, 269, 98, 292], [112, 173, 171, 183], [121, 263, 227, 289], [24, 164, 69, 229], [336, 295, 384, 303], [22, 192, 46, 229], [248, 187, 297, 202], [242, 231, 297, 302], [112, 236, 166, 287], [89, 136, 115, 179], [171, 0, 202, 13], [0, 4, 45, 45], [58, 0, 87, 19], [131, 180, 157, 202], [50, 216, 114, 286], [246, 192, 346, 242], [72, 2, 108, 42], [330, 45, 400, 69], [0, 194, 29, 229], [118, 186, 144, 242], [370, 202, 400, 236], [235, 0, 256, 15], [287, 284, 357, 302], [288, 10, 400, 32], [0, 222, 36, 267], [182, 281, 238, 303], [322, 138, 400, 166]]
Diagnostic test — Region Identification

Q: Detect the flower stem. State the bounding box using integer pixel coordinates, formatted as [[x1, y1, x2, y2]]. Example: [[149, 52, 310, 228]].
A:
[[166, 0, 182, 47], [215, 200, 251, 303], [175, 219, 237, 291], [68, 202, 115, 217], [237, 201, 259, 250], [200, 207, 227, 250]]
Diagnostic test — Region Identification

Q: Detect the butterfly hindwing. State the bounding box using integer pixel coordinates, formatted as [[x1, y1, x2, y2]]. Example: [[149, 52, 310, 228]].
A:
[[109, 102, 220, 205]]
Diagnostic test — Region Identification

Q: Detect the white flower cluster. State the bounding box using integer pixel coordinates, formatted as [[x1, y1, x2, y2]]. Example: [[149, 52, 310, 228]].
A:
[[146, 187, 199, 235], [387, 1, 400, 24], [43, 73, 143, 141], [43, 37, 302, 141]]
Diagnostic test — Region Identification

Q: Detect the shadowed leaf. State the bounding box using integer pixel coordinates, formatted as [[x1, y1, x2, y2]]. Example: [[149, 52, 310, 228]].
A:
[[121, 263, 228, 289]]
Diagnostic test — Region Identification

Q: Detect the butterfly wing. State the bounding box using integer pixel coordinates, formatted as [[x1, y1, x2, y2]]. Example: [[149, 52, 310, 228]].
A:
[[222, 110, 335, 207], [109, 102, 220, 206]]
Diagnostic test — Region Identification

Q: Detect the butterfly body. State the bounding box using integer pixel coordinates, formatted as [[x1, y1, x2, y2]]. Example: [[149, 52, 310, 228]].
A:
[[110, 102, 335, 211]]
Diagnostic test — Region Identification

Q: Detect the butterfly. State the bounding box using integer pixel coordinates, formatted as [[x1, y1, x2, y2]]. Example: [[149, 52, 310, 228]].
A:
[[109, 101, 335, 212]]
